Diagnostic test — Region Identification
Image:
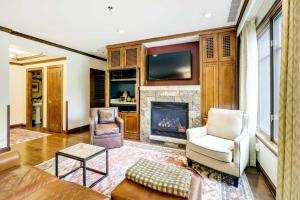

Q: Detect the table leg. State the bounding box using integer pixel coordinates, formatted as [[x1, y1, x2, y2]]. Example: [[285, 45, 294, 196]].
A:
[[106, 149, 108, 175], [83, 161, 86, 186], [55, 153, 58, 177]]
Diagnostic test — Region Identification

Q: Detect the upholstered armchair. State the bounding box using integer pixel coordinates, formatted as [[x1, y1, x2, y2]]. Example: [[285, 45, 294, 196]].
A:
[[90, 107, 124, 149], [186, 108, 249, 187]]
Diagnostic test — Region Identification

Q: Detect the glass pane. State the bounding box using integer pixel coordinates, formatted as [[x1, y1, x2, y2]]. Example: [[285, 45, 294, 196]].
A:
[[257, 27, 271, 135], [273, 13, 282, 143]]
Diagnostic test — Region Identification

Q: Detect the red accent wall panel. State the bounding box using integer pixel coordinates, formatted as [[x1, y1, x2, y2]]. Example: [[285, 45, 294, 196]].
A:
[[146, 42, 199, 86]]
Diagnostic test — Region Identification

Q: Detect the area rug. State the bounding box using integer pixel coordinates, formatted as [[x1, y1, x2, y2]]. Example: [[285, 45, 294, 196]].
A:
[[10, 128, 49, 146], [36, 140, 254, 200]]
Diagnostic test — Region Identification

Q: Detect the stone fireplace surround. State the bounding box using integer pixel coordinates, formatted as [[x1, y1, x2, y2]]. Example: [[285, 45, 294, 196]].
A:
[[140, 85, 201, 143]]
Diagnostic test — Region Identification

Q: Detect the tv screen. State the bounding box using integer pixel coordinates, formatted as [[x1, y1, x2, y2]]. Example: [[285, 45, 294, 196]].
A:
[[147, 51, 192, 80]]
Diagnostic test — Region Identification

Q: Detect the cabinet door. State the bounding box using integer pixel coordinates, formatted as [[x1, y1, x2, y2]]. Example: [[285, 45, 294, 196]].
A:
[[201, 34, 218, 63], [124, 45, 141, 68], [218, 32, 236, 62], [201, 62, 219, 123], [218, 61, 236, 109], [108, 48, 123, 69], [124, 112, 140, 140]]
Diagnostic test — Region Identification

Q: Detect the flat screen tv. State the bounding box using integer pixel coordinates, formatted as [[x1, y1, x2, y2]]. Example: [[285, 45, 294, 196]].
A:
[[147, 51, 192, 80]]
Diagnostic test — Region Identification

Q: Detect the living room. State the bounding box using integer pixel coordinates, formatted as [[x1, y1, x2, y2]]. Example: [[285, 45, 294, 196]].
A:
[[0, 0, 299, 200]]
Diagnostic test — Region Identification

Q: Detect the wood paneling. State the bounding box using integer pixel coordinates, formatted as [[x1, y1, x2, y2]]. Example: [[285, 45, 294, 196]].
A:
[[200, 30, 237, 124], [47, 66, 63, 133]]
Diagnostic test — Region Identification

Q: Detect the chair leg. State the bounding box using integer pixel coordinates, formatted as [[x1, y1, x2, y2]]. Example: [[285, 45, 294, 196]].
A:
[[187, 158, 193, 167], [232, 176, 239, 187]]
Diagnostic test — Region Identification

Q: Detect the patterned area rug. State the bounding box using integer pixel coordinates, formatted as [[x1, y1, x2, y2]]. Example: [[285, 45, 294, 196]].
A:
[[36, 140, 254, 200], [10, 128, 49, 146]]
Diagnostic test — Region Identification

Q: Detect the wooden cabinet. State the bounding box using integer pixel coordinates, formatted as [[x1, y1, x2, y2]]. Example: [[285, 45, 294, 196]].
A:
[[124, 46, 141, 68], [119, 112, 140, 140], [200, 31, 237, 124], [107, 45, 141, 69], [108, 48, 123, 69]]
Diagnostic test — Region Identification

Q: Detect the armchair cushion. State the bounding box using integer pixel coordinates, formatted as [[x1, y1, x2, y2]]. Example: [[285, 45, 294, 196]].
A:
[[99, 108, 115, 124], [207, 108, 244, 140], [188, 135, 234, 163], [95, 123, 119, 135]]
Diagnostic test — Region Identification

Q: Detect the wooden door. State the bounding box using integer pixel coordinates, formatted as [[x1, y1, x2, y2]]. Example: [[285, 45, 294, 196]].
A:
[[26, 71, 33, 127], [201, 62, 219, 123], [218, 61, 236, 109], [108, 48, 123, 69], [124, 45, 141, 68], [90, 69, 105, 107], [47, 66, 63, 132]]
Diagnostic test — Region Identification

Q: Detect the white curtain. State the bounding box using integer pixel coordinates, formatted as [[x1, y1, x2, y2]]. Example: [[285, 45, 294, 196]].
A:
[[239, 20, 258, 166]]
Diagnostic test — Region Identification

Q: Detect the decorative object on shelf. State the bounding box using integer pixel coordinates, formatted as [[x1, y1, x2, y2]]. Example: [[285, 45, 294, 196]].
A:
[[122, 90, 129, 98], [120, 96, 126, 102], [131, 98, 136, 103], [126, 96, 132, 102]]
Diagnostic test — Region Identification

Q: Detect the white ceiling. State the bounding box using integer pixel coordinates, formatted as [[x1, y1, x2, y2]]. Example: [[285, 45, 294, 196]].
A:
[[0, 0, 244, 58]]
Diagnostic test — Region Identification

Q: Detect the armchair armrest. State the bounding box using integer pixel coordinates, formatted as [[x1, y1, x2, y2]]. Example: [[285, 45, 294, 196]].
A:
[[89, 117, 97, 144], [115, 116, 124, 135], [0, 150, 21, 172], [186, 126, 207, 141], [233, 129, 249, 175]]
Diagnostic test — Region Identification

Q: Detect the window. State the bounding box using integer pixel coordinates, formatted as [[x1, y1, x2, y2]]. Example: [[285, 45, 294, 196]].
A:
[[257, 12, 282, 144]]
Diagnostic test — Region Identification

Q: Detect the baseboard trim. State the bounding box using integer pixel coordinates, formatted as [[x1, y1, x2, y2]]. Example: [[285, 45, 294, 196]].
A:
[[10, 123, 26, 129], [0, 147, 11, 153], [67, 125, 89, 134], [257, 161, 276, 198]]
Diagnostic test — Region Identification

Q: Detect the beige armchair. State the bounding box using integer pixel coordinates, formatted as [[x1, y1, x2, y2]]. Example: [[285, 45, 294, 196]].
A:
[[186, 108, 249, 187]]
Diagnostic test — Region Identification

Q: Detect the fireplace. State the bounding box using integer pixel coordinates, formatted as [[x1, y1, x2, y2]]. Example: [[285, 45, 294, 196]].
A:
[[151, 102, 188, 140]]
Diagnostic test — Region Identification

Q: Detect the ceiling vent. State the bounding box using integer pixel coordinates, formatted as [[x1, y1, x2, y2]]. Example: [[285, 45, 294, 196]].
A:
[[227, 0, 242, 22]]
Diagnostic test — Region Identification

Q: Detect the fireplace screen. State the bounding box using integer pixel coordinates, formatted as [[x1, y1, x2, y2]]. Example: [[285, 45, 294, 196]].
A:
[[151, 102, 188, 139]]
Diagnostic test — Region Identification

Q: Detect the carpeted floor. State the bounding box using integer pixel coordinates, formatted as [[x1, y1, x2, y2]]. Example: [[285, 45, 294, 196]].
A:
[[36, 140, 254, 200], [10, 128, 49, 146]]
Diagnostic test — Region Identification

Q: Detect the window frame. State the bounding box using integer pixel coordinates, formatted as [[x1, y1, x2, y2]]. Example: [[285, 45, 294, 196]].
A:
[[257, 4, 282, 144]]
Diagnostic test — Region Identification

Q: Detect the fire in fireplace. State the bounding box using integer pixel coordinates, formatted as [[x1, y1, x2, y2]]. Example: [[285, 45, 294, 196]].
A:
[[151, 102, 188, 139]]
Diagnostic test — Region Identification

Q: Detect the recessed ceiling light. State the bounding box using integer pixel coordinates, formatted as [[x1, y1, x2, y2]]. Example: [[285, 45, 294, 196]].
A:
[[153, 54, 158, 57], [118, 29, 125, 34], [107, 6, 113, 11], [204, 12, 212, 18]]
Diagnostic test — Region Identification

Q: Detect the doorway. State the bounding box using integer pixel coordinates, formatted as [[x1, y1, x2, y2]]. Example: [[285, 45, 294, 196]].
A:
[[90, 69, 105, 107], [26, 68, 44, 128], [47, 65, 63, 132]]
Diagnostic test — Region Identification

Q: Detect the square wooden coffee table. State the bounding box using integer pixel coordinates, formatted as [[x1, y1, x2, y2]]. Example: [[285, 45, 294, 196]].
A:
[[55, 143, 108, 188]]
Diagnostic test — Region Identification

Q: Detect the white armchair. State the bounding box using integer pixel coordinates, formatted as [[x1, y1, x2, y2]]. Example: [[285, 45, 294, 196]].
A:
[[186, 108, 249, 187]]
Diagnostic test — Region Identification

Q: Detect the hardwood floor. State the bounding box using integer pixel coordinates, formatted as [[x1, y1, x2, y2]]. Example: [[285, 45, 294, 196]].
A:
[[10, 128, 275, 200]]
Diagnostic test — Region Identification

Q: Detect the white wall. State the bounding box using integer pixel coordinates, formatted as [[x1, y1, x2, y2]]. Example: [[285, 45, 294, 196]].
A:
[[9, 35, 106, 130], [0, 31, 10, 148], [9, 65, 26, 125]]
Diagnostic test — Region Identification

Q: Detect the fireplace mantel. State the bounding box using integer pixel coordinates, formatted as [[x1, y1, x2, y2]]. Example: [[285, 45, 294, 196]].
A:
[[140, 85, 200, 91], [140, 85, 201, 143]]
